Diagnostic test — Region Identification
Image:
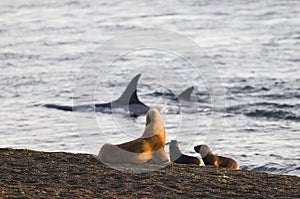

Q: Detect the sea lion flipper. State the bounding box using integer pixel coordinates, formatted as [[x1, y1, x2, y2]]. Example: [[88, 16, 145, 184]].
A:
[[213, 160, 219, 167]]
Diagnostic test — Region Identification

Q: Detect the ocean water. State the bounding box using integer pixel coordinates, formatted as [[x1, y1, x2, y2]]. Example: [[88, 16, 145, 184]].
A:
[[0, 0, 299, 176]]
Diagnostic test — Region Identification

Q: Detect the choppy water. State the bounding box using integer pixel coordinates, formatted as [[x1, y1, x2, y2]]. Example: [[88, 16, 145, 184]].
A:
[[0, 0, 299, 176]]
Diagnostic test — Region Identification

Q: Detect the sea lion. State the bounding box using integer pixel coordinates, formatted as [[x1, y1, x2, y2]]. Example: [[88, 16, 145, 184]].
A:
[[169, 140, 201, 165], [98, 108, 169, 164], [194, 145, 239, 170]]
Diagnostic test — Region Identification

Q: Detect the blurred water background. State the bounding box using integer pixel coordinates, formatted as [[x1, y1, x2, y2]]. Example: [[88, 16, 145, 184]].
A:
[[0, 0, 299, 176]]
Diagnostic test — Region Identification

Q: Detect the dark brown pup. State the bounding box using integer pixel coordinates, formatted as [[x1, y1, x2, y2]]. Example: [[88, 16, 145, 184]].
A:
[[194, 145, 239, 170]]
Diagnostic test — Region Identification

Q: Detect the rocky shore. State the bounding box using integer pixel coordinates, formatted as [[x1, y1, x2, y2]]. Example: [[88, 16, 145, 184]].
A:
[[0, 148, 299, 198]]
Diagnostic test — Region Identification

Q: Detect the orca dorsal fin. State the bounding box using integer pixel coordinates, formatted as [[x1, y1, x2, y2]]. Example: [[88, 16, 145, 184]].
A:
[[112, 74, 149, 116], [129, 90, 142, 104], [113, 74, 141, 105], [128, 89, 150, 116], [178, 86, 195, 101]]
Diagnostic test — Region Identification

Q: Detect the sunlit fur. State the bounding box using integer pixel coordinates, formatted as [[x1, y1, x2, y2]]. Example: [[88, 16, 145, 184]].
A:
[[98, 109, 169, 164]]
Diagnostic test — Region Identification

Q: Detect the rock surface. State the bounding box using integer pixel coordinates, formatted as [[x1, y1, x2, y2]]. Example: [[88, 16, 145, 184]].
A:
[[0, 148, 299, 198]]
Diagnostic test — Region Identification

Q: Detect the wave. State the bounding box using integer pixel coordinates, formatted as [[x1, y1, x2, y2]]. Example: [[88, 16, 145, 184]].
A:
[[242, 164, 300, 176], [225, 102, 300, 121], [226, 102, 298, 111], [261, 93, 300, 99], [150, 91, 176, 98], [244, 109, 300, 121], [253, 102, 296, 109], [229, 85, 270, 94]]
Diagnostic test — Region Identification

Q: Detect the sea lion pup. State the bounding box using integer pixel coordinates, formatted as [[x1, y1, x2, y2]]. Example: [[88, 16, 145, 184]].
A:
[[98, 108, 169, 164], [169, 140, 201, 165], [194, 145, 239, 170]]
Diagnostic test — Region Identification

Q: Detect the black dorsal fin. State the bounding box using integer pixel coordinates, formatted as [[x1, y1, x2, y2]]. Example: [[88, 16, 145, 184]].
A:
[[111, 74, 150, 116], [178, 86, 195, 100], [128, 89, 150, 116], [129, 89, 148, 106], [114, 74, 141, 105]]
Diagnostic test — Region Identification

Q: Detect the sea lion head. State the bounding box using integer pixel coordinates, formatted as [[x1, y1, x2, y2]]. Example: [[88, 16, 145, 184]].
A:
[[143, 108, 165, 138], [194, 145, 211, 158], [146, 108, 162, 125]]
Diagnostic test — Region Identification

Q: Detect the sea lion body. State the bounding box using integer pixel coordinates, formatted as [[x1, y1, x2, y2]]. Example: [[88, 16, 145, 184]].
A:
[[169, 140, 201, 165], [98, 109, 169, 164], [194, 145, 239, 170]]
